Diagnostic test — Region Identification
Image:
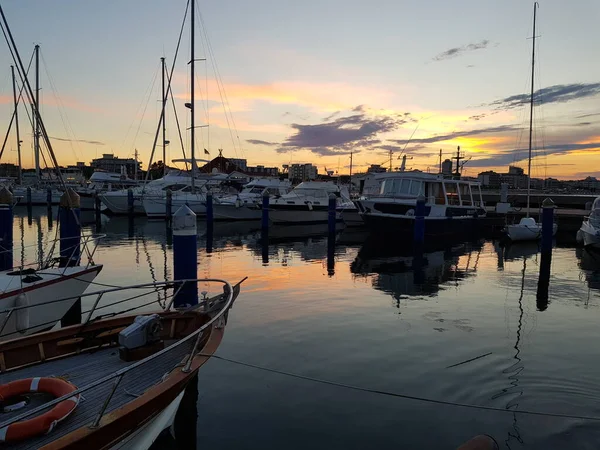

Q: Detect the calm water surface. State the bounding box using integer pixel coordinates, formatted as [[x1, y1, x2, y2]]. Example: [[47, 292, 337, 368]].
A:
[[13, 207, 600, 449]]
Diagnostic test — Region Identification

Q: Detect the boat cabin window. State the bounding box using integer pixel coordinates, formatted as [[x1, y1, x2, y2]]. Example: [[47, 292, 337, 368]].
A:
[[265, 187, 281, 196], [409, 180, 424, 196], [380, 178, 419, 196], [428, 182, 445, 205], [443, 182, 460, 205], [459, 183, 473, 206]]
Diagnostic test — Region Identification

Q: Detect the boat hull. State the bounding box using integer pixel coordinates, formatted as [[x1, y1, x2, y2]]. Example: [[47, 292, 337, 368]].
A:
[[580, 222, 600, 249], [342, 209, 363, 227], [269, 206, 343, 224], [213, 203, 261, 221], [0, 265, 103, 339], [100, 192, 145, 215], [13, 188, 62, 206], [360, 213, 485, 238], [506, 222, 557, 242], [143, 195, 207, 219]]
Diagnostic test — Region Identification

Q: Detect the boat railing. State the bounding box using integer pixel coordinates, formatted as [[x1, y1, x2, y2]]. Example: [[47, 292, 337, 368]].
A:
[[0, 277, 236, 430], [0, 233, 104, 273]]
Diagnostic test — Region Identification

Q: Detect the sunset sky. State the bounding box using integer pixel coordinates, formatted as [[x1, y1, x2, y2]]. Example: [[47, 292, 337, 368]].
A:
[[0, 0, 598, 179]]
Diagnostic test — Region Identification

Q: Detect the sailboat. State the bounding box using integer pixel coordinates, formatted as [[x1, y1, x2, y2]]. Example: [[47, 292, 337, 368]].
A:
[[10, 44, 63, 206], [505, 2, 557, 242]]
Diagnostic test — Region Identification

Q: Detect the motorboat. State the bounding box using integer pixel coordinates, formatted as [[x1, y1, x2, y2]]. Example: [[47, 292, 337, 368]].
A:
[[269, 181, 354, 224], [577, 197, 600, 249], [213, 178, 291, 221], [0, 277, 244, 449], [355, 171, 486, 236], [77, 170, 139, 210], [100, 171, 201, 215]]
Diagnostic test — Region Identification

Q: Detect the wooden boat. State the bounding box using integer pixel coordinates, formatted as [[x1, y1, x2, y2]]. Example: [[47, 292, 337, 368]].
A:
[[0, 277, 244, 449]]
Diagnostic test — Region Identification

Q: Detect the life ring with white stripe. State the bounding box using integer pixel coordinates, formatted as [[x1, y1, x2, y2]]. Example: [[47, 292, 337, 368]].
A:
[[0, 377, 80, 443]]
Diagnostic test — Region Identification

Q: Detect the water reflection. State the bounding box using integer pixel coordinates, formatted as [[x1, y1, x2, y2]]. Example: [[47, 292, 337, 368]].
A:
[[351, 237, 484, 301], [493, 256, 528, 449]]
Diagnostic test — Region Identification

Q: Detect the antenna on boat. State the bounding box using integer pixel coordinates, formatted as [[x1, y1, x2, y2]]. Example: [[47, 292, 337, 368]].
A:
[[190, 0, 196, 192], [161, 56, 167, 178], [439, 149, 442, 174]]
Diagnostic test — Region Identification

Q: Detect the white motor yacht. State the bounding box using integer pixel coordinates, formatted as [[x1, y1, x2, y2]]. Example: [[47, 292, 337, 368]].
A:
[[213, 178, 291, 221], [77, 170, 138, 210], [577, 197, 600, 249], [269, 181, 354, 224]]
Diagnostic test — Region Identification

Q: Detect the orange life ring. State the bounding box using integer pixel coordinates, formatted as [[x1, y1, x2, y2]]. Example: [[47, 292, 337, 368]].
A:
[[0, 377, 80, 443]]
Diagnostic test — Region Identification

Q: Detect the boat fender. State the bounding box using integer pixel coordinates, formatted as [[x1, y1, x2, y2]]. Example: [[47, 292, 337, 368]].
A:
[[15, 293, 29, 333], [306, 201, 313, 211], [576, 229, 583, 244], [235, 197, 242, 208], [0, 377, 79, 443], [406, 209, 415, 217]]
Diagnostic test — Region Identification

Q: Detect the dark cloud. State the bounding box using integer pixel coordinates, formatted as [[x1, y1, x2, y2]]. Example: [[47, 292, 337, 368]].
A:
[[469, 142, 600, 167], [323, 111, 340, 122], [246, 139, 278, 146], [390, 125, 517, 145], [468, 113, 487, 121], [352, 105, 366, 112], [466, 64, 475, 68], [276, 109, 408, 156], [433, 40, 490, 62], [577, 122, 592, 126], [490, 83, 600, 110], [50, 136, 104, 145]]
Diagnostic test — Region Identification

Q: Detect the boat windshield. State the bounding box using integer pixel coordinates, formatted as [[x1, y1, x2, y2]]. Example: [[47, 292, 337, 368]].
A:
[[291, 188, 330, 199]]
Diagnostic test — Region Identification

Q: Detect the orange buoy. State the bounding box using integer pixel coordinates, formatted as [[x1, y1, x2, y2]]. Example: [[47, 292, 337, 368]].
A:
[[457, 434, 499, 450], [0, 377, 79, 443]]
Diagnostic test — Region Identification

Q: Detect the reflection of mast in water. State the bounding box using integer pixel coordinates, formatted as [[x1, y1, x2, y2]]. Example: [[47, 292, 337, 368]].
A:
[[19, 214, 24, 268], [141, 236, 165, 308], [35, 215, 43, 268], [493, 256, 527, 448]]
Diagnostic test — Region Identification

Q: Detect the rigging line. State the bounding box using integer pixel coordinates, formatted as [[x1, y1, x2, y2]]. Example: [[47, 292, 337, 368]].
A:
[[39, 51, 80, 162], [122, 67, 160, 155], [197, 8, 242, 157], [144, 0, 190, 185], [0, 48, 34, 161], [169, 78, 187, 164], [203, 354, 600, 423], [132, 63, 160, 156]]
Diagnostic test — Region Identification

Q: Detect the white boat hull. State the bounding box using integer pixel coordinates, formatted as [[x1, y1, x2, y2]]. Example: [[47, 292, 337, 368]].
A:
[[100, 192, 145, 215], [269, 207, 342, 224], [506, 221, 558, 242], [213, 203, 261, 221], [110, 390, 185, 450], [143, 194, 207, 219], [13, 188, 62, 206], [0, 265, 103, 339]]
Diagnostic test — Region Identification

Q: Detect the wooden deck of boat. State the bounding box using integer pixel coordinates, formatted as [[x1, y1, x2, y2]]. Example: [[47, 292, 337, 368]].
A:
[[3, 340, 193, 449]]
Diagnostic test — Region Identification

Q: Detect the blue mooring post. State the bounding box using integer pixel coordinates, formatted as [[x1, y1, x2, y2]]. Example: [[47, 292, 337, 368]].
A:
[[537, 197, 555, 312], [173, 205, 198, 308], [0, 188, 14, 271], [206, 191, 213, 227], [328, 193, 336, 236], [262, 192, 269, 233], [541, 197, 555, 255], [127, 188, 134, 216], [26, 186, 32, 208], [414, 195, 426, 247], [327, 193, 336, 276], [46, 187, 52, 207], [165, 189, 172, 225], [59, 189, 82, 327], [59, 188, 81, 268]]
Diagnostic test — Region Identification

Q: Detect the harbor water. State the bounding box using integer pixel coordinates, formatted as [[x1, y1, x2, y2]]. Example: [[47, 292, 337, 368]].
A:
[[14, 207, 600, 449]]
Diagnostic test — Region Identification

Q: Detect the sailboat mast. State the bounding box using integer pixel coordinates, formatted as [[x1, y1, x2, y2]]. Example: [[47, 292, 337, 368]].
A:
[[161, 56, 167, 177], [34, 44, 40, 181], [526, 2, 538, 217], [190, 0, 196, 192], [11, 65, 22, 185]]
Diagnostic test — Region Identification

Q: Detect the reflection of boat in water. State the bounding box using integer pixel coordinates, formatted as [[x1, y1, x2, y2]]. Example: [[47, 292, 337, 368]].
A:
[[266, 223, 343, 243], [499, 241, 540, 262], [351, 238, 483, 299], [576, 247, 600, 292]]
